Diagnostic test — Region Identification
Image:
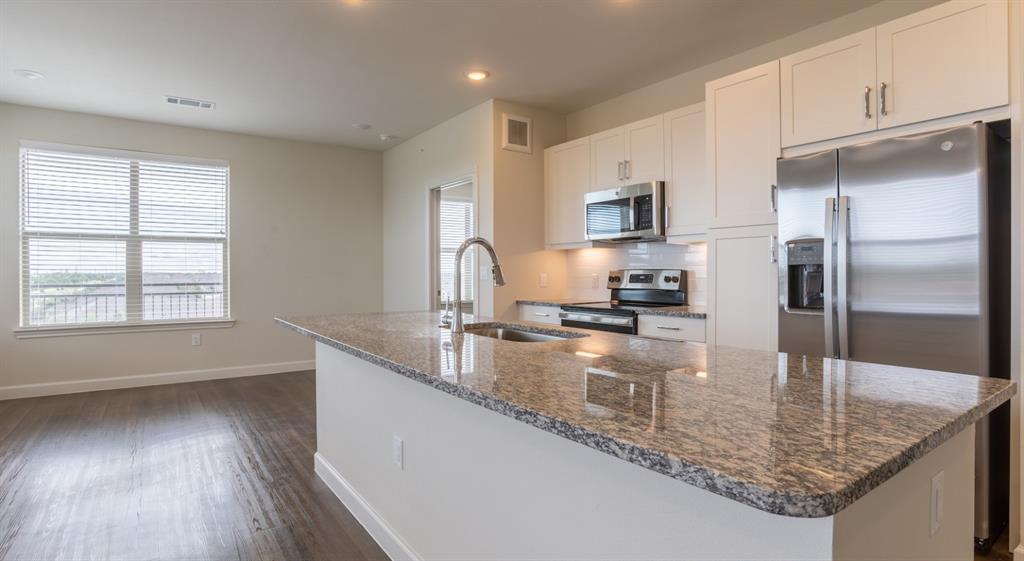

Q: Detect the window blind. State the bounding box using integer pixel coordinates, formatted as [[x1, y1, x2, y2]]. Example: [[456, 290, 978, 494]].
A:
[[19, 144, 229, 328], [438, 199, 473, 303]]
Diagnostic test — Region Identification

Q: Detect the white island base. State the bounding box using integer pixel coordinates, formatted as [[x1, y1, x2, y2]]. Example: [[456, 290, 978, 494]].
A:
[[313, 342, 975, 561]]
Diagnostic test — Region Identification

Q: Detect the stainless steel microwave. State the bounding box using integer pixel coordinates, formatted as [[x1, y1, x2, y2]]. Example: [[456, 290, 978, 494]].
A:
[[584, 181, 665, 242]]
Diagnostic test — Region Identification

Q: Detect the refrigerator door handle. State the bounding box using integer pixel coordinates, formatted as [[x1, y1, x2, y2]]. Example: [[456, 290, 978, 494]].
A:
[[837, 195, 850, 359], [824, 197, 836, 358]]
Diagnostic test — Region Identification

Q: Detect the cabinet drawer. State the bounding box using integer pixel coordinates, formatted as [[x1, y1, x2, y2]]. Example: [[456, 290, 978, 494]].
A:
[[518, 304, 561, 325], [637, 315, 705, 342]]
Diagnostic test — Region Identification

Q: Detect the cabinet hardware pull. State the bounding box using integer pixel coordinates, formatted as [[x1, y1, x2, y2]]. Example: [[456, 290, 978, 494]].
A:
[[770, 184, 778, 213], [880, 82, 888, 116], [656, 326, 681, 331], [864, 85, 872, 119], [769, 235, 778, 263], [534, 312, 550, 317], [617, 161, 624, 181], [625, 160, 631, 180]]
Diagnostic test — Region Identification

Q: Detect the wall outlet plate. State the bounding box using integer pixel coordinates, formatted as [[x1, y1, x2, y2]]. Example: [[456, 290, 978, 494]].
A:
[[191, 333, 201, 346], [539, 272, 548, 288], [591, 273, 600, 289]]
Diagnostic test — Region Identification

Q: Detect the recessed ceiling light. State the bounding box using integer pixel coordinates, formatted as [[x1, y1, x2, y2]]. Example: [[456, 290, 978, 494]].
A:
[[352, 123, 372, 130], [13, 69, 45, 80], [379, 134, 399, 142], [466, 70, 490, 81]]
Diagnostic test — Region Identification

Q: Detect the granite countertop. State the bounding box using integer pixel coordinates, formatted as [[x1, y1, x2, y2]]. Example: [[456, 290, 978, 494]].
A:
[[517, 299, 708, 319], [276, 311, 1014, 518]]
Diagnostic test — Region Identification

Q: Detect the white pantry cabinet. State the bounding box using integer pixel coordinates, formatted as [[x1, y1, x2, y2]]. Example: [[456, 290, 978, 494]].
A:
[[544, 137, 591, 247], [707, 225, 778, 351], [664, 103, 706, 237], [705, 60, 780, 229], [876, 0, 1008, 129], [781, 29, 878, 147], [589, 115, 664, 189]]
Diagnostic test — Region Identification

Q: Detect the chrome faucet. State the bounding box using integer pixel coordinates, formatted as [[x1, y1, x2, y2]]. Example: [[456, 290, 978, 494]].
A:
[[450, 236, 505, 334]]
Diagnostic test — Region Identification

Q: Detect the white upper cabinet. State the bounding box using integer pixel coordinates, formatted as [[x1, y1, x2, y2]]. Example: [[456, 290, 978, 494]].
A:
[[664, 103, 706, 236], [705, 60, 781, 229], [590, 116, 665, 189], [589, 127, 626, 189], [876, 0, 1008, 129], [623, 115, 665, 184], [781, 29, 878, 148], [544, 137, 591, 247]]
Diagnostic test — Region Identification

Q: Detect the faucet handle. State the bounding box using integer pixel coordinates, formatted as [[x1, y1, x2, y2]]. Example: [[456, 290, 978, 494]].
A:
[[439, 292, 452, 327]]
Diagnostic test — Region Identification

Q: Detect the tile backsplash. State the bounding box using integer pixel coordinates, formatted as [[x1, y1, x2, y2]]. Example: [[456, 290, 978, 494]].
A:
[[565, 242, 707, 306]]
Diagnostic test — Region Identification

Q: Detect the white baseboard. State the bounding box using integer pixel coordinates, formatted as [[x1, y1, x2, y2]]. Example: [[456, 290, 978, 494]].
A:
[[314, 452, 421, 561], [1014, 543, 1024, 561], [0, 359, 315, 401]]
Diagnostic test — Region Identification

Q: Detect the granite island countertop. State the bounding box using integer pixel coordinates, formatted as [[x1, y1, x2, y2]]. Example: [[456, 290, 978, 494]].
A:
[[517, 299, 707, 319], [276, 311, 1014, 518]]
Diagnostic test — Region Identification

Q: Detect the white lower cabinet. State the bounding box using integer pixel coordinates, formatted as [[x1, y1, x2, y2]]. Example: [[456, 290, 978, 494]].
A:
[[518, 304, 561, 325], [637, 315, 705, 343], [707, 225, 778, 351]]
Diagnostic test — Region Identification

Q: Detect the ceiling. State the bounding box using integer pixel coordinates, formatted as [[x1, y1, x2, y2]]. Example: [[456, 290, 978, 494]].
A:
[[0, 0, 879, 150]]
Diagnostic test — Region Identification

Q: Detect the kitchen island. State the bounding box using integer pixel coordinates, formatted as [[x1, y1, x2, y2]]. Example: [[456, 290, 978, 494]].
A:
[[276, 312, 1014, 561]]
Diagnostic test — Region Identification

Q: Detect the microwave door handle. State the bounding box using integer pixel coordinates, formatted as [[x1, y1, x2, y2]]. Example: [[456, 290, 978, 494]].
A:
[[630, 197, 638, 232]]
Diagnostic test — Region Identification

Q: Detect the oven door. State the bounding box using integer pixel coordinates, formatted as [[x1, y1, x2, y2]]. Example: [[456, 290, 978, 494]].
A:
[[559, 310, 636, 334], [584, 182, 664, 242]]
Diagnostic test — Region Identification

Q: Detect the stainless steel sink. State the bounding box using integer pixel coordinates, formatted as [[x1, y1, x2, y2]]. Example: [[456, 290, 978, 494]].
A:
[[464, 325, 583, 343]]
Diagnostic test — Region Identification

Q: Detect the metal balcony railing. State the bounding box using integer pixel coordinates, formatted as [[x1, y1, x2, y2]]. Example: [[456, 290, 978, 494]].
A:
[[28, 282, 225, 325]]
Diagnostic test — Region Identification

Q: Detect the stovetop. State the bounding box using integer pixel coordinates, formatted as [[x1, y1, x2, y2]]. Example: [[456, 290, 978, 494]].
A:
[[561, 301, 679, 316]]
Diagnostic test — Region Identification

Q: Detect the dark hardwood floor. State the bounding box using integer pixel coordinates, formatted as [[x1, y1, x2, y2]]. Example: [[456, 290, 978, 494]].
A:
[[0, 371, 387, 561]]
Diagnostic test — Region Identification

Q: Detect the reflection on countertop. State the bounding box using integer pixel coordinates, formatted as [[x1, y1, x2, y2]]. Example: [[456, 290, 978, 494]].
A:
[[276, 311, 1014, 518]]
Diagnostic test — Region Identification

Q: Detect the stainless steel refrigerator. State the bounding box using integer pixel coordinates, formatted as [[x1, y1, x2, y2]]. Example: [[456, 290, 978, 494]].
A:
[[776, 122, 1010, 550]]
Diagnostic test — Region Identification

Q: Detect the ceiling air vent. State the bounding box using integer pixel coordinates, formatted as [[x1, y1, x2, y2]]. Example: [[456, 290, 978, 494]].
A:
[[502, 113, 531, 154], [165, 95, 216, 110]]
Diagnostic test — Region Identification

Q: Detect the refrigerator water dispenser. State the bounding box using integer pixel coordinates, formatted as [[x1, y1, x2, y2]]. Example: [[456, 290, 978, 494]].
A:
[[784, 239, 824, 310]]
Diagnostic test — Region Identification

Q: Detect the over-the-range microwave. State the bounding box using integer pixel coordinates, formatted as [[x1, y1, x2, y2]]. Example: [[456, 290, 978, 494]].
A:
[[584, 181, 666, 243]]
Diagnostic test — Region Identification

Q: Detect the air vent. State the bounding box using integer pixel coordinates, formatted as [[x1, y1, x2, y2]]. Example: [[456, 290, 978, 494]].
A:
[[502, 113, 531, 154], [165, 95, 216, 110]]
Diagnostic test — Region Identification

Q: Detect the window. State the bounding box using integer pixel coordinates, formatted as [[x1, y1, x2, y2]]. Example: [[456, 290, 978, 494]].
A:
[[433, 179, 474, 311], [18, 142, 229, 329]]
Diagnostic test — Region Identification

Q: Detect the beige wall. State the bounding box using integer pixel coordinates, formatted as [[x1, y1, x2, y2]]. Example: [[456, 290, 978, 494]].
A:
[[491, 100, 568, 320], [565, 0, 942, 139], [0, 102, 383, 390], [381, 100, 495, 315]]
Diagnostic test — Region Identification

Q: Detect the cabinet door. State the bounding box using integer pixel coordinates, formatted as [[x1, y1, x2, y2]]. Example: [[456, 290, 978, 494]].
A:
[[518, 304, 561, 325], [623, 115, 664, 183], [877, 0, 1008, 129], [781, 29, 877, 147], [544, 137, 591, 246], [706, 60, 781, 229], [590, 127, 626, 189], [707, 225, 778, 351], [664, 103, 706, 236]]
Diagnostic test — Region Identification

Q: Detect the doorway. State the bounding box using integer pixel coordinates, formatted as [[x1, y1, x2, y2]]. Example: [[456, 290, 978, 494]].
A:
[[430, 178, 475, 314]]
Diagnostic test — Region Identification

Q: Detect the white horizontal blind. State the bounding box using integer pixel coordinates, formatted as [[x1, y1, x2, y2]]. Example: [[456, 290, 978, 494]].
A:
[[19, 144, 229, 327], [438, 199, 473, 303]]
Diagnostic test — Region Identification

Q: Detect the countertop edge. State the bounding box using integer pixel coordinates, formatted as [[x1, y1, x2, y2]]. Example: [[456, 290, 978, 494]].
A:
[[276, 316, 1011, 518]]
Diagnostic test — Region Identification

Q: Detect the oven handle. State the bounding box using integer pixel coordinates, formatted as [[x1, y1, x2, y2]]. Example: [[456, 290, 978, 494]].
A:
[[558, 312, 634, 327]]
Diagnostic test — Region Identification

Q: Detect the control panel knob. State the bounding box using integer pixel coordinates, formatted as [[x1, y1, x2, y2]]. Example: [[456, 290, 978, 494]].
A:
[[672, 276, 680, 283], [663, 275, 672, 283]]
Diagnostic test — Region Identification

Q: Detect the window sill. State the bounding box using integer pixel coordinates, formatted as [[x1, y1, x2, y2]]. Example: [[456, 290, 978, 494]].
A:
[[13, 318, 236, 339]]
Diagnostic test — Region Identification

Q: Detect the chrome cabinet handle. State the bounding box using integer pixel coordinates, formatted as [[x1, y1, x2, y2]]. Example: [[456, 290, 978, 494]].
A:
[[880, 82, 888, 116], [533, 312, 550, 317], [864, 85, 872, 119], [656, 325, 681, 331], [770, 184, 778, 213], [769, 235, 777, 263], [624, 160, 631, 180]]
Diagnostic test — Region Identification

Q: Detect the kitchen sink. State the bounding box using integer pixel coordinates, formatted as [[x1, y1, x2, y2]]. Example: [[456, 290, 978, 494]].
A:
[[464, 325, 585, 343]]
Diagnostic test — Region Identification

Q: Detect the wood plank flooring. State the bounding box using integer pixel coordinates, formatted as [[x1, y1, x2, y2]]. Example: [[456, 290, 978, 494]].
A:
[[0, 371, 387, 561]]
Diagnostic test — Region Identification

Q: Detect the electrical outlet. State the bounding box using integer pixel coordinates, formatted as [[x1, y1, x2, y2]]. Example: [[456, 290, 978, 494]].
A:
[[539, 272, 548, 288], [930, 470, 944, 536], [591, 273, 600, 289], [191, 333, 201, 346], [392, 435, 404, 470]]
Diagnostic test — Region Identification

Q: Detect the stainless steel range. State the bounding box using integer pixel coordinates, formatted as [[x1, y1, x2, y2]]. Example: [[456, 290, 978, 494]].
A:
[[559, 269, 686, 334]]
